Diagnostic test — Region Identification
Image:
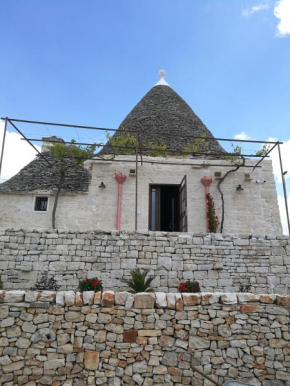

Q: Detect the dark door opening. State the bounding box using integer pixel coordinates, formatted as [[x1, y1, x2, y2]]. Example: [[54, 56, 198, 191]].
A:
[[149, 176, 187, 232]]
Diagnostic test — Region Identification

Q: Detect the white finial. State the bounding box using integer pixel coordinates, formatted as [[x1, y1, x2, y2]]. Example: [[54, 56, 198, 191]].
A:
[[159, 69, 166, 80], [155, 69, 170, 87]]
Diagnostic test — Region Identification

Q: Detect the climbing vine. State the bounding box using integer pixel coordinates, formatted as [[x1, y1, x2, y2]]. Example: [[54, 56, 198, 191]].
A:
[[183, 133, 210, 155], [105, 128, 167, 157], [206, 193, 219, 233]]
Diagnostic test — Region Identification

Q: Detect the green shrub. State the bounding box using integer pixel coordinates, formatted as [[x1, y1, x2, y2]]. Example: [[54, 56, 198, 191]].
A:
[[79, 277, 103, 293], [123, 268, 154, 293], [0, 276, 3, 290]]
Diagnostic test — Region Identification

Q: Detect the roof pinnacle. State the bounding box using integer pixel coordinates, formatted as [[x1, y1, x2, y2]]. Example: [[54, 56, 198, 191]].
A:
[[155, 69, 170, 87]]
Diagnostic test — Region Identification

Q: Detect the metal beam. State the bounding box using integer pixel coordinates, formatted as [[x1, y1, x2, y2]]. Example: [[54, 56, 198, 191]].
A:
[[23, 138, 270, 159], [3, 117, 283, 144], [0, 118, 8, 178], [135, 135, 139, 231], [278, 143, 290, 235], [91, 157, 261, 168], [252, 142, 278, 171], [7, 119, 52, 167]]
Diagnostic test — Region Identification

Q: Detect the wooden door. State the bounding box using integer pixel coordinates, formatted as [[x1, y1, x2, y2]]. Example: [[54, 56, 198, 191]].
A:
[[179, 176, 188, 232]]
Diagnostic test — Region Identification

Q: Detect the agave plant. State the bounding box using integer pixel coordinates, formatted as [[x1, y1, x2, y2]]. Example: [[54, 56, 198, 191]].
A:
[[123, 268, 154, 293]]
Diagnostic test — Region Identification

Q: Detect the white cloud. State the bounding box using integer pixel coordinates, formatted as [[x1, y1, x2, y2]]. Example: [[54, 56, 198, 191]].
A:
[[0, 120, 41, 183], [234, 131, 252, 140], [274, 0, 290, 37], [242, 3, 270, 17]]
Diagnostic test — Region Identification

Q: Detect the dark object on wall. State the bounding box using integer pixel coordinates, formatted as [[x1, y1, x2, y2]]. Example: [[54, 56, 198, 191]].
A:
[[30, 271, 60, 291], [239, 283, 252, 293]]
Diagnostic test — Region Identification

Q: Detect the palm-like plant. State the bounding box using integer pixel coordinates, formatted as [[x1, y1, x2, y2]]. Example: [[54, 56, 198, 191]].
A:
[[123, 268, 155, 293]]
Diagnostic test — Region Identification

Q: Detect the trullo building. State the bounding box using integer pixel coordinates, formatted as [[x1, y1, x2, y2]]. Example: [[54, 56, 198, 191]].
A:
[[0, 71, 282, 234]]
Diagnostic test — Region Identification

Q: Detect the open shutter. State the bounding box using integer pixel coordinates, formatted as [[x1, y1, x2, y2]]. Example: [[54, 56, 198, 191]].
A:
[[149, 186, 161, 231], [179, 175, 188, 232]]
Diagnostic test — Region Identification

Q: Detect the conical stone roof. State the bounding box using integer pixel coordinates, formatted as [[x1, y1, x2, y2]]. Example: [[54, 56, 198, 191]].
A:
[[0, 152, 91, 194], [100, 73, 225, 157]]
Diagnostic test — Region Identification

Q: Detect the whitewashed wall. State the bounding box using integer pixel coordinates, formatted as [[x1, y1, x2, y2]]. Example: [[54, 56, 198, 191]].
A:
[[0, 157, 282, 234]]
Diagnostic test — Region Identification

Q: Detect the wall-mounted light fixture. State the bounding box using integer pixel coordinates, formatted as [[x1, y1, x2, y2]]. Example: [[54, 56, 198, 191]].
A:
[[256, 180, 266, 184], [283, 171, 288, 176], [99, 182, 106, 189], [236, 184, 244, 191]]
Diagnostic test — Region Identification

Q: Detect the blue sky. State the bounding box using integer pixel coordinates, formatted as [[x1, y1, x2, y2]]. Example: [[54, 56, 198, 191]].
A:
[[0, 0, 289, 232]]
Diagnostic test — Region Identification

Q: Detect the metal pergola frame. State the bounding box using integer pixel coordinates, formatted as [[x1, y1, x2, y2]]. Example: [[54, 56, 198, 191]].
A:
[[0, 117, 289, 234]]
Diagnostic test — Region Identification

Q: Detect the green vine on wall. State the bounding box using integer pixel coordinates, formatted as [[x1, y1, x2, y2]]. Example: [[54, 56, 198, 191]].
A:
[[206, 193, 219, 233]]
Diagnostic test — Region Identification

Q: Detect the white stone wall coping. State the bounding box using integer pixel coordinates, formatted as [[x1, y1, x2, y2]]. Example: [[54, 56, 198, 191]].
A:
[[0, 291, 289, 308]]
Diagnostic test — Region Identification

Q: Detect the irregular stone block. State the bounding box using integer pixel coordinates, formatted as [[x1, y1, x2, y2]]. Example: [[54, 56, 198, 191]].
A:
[[134, 293, 155, 309], [0, 317, 14, 328], [240, 304, 260, 313], [155, 292, 167, 308], [276, 295, 290, 307], [102, 291, 115, 307], [138, 329, 162, 337], [161, 352, 178, 367], [115, 292, 128, 305], [84, 350, 99, 370], [132, 360, 147, 373], [15, 337, 31, 349], [260, 294, 276, 304], [0, 355, 12, 366], [166, 293, 176, 309], [25, 291, 39, 302], [0, 306, 8, 320], [2, 360, 24, 373], [38, 291, 56, 302], [56, 291, 65, 306], [86, 313, 98, 323], [82, 291, 94, 305], [76, 292, 83, 306], [201, 292, 220, 305], [94, 291, 102, 305], [125, 294, 134, 309], [237, 293, 260, 303], [65, 311, 85, 322], [44, 359, 65, 370], [31, 328, 56, 343], [22, 321, 37, 333], [183, 293, 201, 306], [175, 293, 183, 311], [4, 290, 25, 303], [159, 335, 175, 347], [189, 335, 210, 349], [65, 291, 75, 306], [123, 329, 138, 343], [220, 293, 237, 304]]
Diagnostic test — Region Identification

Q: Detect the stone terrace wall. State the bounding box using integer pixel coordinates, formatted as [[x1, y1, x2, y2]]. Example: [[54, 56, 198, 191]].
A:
[[0, 229, 290, 294], [0, 291, 290, 386]]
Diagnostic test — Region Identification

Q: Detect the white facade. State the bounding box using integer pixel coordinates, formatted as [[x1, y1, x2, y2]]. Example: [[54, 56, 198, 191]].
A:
[[0, 156, 282, 234]]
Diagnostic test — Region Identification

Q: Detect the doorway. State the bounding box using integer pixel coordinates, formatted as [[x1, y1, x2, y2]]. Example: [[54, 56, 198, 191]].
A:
[[149, 176, 187, 232]]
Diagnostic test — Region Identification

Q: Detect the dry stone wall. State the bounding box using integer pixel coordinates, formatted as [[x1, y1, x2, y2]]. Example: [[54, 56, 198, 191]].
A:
[[0, 229, 289, 294], [0, 291, 290, 386]]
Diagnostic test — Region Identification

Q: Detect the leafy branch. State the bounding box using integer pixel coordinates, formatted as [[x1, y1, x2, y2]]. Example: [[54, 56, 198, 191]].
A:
[[183, 133, 210, 155], [105, 128, 168, 157], [49, 140, 96, 229]]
